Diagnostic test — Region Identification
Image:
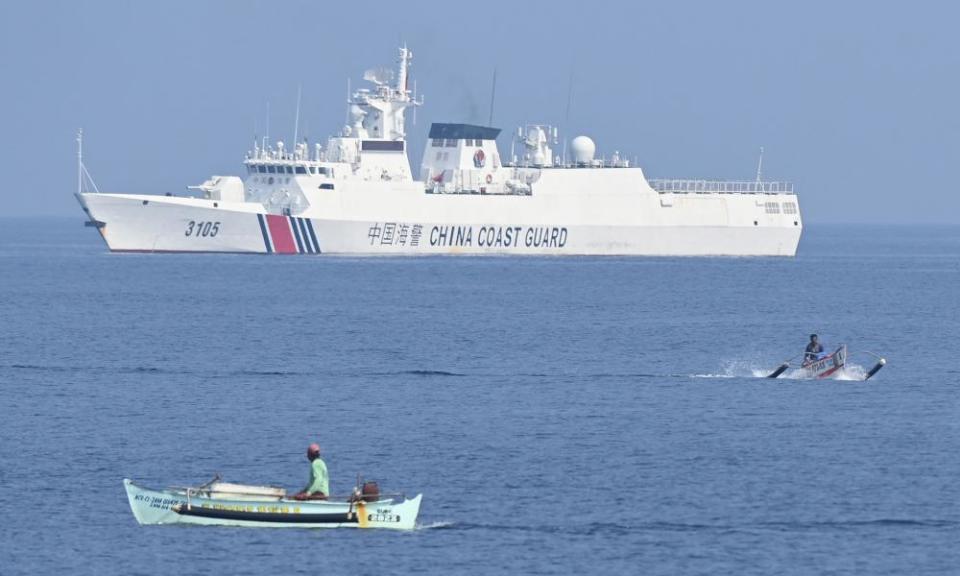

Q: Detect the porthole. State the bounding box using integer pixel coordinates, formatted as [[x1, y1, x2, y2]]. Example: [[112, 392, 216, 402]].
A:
[[753, 220, 758, 226], [268, 176, 274, 185]]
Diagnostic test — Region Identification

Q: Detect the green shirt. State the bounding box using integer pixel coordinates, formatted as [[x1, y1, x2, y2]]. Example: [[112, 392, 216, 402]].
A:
[[304, 458, 329, 496]]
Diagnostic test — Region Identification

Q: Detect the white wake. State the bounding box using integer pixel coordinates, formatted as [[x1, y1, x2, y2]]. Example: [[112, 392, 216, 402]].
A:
[[693, 360, 871, 381]]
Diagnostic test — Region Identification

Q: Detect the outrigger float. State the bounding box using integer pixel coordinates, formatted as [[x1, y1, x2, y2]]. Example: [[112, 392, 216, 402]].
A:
[[124, 477, 422, 530], [767, 344, 886, 381]]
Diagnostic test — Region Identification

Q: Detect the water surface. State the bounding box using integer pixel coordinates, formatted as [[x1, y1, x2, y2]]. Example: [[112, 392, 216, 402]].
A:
[[1, 220, 958, 575]]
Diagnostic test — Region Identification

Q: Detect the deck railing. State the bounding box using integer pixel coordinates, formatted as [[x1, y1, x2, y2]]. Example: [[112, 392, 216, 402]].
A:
[[648, 179, 794, 195]]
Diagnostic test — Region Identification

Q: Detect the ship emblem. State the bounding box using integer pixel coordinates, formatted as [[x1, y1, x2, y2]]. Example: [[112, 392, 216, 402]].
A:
[[473, 149, 486, 168]]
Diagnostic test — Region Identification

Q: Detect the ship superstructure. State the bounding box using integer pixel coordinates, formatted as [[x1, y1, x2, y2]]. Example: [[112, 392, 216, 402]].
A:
[[76, 46, 802, 256]]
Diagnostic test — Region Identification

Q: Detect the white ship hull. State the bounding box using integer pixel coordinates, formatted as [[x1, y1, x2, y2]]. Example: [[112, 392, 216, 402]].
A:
[[77, 182, 802, 256], [74, 47, 803, 257]]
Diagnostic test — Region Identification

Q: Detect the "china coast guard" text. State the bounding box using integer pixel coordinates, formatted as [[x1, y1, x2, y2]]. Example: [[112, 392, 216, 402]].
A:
[[429, 225, 568, 248]]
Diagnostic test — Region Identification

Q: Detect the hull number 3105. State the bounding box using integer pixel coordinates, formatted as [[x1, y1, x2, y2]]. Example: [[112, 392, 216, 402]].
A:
[[185, 221, 221, 237]]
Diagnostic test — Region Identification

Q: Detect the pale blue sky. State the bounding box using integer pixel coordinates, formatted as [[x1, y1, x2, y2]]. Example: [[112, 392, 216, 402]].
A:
[[0, 0, 956, 223]]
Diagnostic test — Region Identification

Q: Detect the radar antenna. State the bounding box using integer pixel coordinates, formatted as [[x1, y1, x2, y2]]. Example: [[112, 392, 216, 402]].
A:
[[755, 146, 764, 183], [264, 100, 271, 152], [563, 72, 574, 165], [292, 85, 302, 153], [488, 68, 497, 126], [344, 78, 351, 129]]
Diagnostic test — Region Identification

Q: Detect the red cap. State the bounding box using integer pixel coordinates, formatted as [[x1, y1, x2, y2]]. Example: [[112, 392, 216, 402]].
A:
[[307, 443, 321, 459]]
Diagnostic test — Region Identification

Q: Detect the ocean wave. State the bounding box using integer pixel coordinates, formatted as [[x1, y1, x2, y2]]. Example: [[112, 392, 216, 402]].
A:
[[445, 517, 958, 535], [233, 369, 307, 377], [7, 363, 73, 372], [414, 521, 457, 530], [391, 369, 467, 377]]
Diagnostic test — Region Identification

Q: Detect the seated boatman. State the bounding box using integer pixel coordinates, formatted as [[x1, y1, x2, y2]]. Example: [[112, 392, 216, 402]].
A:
[[804, 334, 824, 363], [292, 443, 329, 500]]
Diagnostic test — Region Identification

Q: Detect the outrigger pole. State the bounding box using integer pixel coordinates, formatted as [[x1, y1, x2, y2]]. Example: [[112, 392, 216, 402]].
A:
[[861, 351, 887, 381], [767, 352, 799, 378], [767, 362, 790, 379], [863, 359, 886, 380]]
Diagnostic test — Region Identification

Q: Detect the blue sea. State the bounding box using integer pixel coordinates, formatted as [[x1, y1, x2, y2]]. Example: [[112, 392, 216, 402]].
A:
[[1, 219, 958, 575]]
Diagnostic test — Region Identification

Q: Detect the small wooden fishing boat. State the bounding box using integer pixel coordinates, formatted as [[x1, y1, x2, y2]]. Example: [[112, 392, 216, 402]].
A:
[[767, 343, 886, 381], [802, 344, 847, 379], [124, 477, 422, 530]]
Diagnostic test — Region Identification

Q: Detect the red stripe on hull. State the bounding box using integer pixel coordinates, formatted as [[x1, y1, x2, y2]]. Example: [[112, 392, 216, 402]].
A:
[[266, 215, 297, 254], [108, 249, 272, 254], [817, 365, 843, 379]]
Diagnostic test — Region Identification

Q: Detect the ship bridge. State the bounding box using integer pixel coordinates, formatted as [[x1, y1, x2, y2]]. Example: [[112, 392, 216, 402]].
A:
[[420, 122, 637, 196], [424, 123, 502, 171]]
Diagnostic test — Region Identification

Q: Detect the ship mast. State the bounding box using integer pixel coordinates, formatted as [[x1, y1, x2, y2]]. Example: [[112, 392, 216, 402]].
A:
[[74, 128, 101, 194], [77, 129, 83, 195], [755, 146, 765, 192], [397, 44, 410, 93]]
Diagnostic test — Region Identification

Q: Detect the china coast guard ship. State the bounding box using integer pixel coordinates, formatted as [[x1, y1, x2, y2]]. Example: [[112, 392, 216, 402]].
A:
[[76, 47, 802, 256]]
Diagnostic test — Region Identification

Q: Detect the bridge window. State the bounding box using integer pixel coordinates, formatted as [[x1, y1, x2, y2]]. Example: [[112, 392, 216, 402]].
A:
[[295, 166, 307, 175], [444, 139, 457, 147], [257, 165, 266, 173], [317, 167, 329, 176], [765, 202, 781, 214], [432, 139, 443, 147], [267, 166, 276, 174]]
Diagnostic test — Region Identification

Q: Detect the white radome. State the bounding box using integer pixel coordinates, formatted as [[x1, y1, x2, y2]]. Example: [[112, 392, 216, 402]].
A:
[[570, 136, 596, 164]]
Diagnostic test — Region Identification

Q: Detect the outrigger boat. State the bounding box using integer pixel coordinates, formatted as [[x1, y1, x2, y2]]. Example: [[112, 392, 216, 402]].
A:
[[124, 476, 422, 530], [767, 343, 886, 381]]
